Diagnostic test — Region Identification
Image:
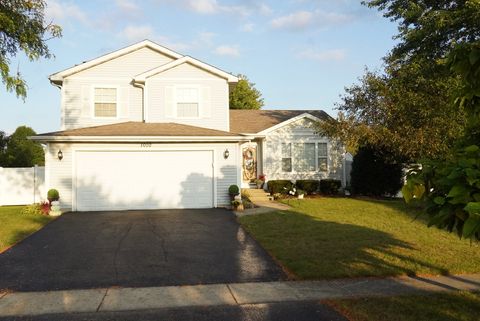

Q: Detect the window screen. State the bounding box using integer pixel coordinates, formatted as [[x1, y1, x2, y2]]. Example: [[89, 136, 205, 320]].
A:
[[94, 88, 117, 117]]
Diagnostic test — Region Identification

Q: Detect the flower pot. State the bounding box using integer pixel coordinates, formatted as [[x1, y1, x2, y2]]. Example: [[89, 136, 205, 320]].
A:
[[297, 194, 304, 199], [234, 204, 244, 211]]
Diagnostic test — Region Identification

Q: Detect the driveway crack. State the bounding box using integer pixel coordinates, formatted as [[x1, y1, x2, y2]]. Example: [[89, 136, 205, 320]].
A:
[[146, 216, 168, 262], [113, 223, 133, 283]]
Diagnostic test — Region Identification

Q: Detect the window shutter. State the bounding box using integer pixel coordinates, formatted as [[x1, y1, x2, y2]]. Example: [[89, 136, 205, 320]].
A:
[[81, 85, 90, 116], [200, 87, 211, 118], [165, 86, 174, 118]]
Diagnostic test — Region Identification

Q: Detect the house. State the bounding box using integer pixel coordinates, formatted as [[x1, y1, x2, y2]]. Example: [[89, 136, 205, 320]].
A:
[[32, 40, 347, 212]]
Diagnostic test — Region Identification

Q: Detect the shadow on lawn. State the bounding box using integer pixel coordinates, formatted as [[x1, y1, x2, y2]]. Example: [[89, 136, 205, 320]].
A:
[[0, 210, 53, 254], [244, 209, 451, 279]]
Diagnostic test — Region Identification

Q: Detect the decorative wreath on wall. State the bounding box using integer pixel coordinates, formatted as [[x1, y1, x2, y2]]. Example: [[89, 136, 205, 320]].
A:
[[243, 147, 257, 181]]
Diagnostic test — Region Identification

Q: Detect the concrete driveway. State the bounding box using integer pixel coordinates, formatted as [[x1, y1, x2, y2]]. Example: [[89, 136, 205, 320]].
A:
[[0, 209, 286, 292]]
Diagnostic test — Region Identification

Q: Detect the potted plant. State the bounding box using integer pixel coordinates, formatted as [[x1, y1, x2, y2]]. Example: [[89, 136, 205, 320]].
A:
[[47, 189, 62, 216], [257, 174, 266, 189], [254, 178, 264, 189], [296, 189, 305, 199], [231, 200, 244, 211], [47, 189, 60, 204], [228, 184, 240, 200]]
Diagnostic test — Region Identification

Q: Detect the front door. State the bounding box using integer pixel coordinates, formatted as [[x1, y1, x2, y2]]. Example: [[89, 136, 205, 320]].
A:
[[242, 146, 257, 182]]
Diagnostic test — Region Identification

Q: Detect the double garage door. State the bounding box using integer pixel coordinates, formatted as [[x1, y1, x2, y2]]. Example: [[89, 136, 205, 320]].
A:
[[75, 150, 214, 211]]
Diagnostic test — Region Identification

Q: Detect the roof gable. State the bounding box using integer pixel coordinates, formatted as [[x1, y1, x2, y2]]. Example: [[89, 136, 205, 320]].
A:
[[134, 56, 238, 83], [229, 110, 330, 134], [49, 40, 183, 83]]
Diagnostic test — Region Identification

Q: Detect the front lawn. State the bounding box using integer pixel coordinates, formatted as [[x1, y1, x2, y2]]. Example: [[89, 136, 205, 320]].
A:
[[238, 198, 480, 279], [0, 206, 54, 252], [328, 291, 480, 321]]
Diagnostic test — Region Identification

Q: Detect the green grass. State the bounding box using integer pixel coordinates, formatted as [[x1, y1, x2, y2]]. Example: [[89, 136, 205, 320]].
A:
[[0, 206, 54, 252], [238, 197, 480, 279], [328, 291, 480, 321]]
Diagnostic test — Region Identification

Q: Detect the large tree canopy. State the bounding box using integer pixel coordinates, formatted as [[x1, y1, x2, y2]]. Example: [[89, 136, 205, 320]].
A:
[[364, 0, 480, 63], [358, 0, 480, 240], [0, 126, 44, 167], [0, 0, 61, 99], [320, 60, 465, 162], [229, 75, 264, 110]]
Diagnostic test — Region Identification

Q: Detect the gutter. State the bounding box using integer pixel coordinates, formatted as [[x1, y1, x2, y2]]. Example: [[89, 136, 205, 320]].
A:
[[29, 135, 255, 143]]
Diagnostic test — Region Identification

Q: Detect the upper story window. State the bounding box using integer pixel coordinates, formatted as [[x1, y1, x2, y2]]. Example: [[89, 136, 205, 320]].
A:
[[176, 87, 199, 118], [94, 88, 117, 117]]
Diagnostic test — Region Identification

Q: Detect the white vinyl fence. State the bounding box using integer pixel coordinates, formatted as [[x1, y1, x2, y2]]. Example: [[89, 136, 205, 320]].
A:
[[0, 166, 46, 206]]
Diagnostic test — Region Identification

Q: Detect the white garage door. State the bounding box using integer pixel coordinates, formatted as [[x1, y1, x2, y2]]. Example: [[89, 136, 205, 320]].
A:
[[75, 150, 214, 211]]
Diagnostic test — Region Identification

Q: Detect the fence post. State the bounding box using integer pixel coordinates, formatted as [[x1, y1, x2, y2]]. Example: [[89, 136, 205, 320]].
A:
[[34, 165, 38, 204]]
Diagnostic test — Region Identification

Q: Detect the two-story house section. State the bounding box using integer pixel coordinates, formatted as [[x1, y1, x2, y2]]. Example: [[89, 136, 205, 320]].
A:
[[33, 40, 348, 212]]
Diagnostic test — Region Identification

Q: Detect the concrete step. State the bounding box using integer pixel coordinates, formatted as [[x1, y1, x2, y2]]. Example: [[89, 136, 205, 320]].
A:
[[247, 196, 274, 202]]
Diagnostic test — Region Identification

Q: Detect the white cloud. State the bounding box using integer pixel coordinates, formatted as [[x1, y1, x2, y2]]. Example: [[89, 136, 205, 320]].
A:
[[115, 0, 140, 12], [297, 48, 346, 62], [270, 10, 352, 31], [214, 45, 240, 57], [158, 0, 269, 17], [121, 25, 155, 42], [241, 23, 255, 32], [119, 25, 217, 52], [271, 11, 313, 30], [45, 0, 89, 25]]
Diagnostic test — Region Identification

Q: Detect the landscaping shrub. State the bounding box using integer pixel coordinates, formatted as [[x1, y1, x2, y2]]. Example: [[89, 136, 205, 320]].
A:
[[267, 180, 294, 194], [296, 180, 320, 194], [350, 145, 403, 197], [21, 204, 43, 216], [21, 202, 50, 216], [228, 185, 239, 195], [47, 189, 60, 203], [320, 179, 341, 195]]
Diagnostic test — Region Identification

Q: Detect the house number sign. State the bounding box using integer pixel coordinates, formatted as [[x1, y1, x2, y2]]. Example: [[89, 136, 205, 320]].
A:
[[140, 143, 152, 148]]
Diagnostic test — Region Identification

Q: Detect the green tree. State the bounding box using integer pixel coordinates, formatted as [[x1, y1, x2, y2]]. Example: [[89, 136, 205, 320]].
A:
[[0, 131, 8, 166], [361, 0, 480, 239], [4, 126, 44, 167], [229, 75, 264, 110], [320, 60, 464, 162], [364, 0, 480, 63], [350, 145, 404, 197], [0, 0, 62, 99]]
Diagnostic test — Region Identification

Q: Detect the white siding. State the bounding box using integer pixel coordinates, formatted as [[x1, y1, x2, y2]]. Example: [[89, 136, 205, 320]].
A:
[[46, 142, 239, 211], [146, 63, 230, 131], [72, 47, 175, 78], [262, 118, 345, 184], [61, 47, 175, 129]]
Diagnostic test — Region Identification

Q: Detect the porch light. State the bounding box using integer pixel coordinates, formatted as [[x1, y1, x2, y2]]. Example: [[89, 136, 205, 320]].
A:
[[224, 149, 230, 159], [58, 150, 63, 161]]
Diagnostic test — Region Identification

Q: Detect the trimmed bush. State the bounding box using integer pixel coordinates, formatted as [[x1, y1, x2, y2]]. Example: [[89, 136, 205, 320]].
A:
[[350, 145, 403, 197], [47, 189, 59, 202], [267, 180, 294, 194], [296, 180, 320, 194], [319, 179, 341, 195], [228, 185, 240, 195]]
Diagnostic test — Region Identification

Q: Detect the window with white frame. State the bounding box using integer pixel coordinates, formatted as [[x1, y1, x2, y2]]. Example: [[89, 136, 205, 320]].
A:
[[94, 88, 117, 117], [318, 143, 328, 172], [294, 143, 316, 172], [280, 142, 328, 172], [281, 143, 292, 172], [176, 87, 199, 118]]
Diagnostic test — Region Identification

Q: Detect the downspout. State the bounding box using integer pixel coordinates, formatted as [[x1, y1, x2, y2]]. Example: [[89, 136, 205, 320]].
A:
[[133, 82, 146, 122]]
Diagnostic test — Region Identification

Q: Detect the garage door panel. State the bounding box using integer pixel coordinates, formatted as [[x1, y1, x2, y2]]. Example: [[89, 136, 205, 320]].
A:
[[75, 150, 213, 211]]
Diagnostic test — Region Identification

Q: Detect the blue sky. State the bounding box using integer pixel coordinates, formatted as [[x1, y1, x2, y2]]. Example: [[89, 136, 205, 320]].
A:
[[0, 0, 397, 134]]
